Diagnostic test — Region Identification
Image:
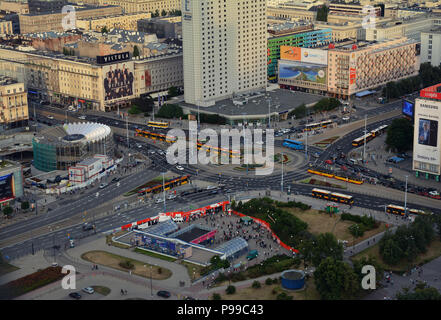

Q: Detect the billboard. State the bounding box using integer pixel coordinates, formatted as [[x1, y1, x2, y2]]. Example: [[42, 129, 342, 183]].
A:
[[0, 173, 13, 202], [280, 46, 328, 65], [103, 61, 134, 102], [144, 70, 151, 88], [418, 119, 438, 147], [413, 99, 441, 171], [278, 61, 327, 84], [402, 100, 414, 118]]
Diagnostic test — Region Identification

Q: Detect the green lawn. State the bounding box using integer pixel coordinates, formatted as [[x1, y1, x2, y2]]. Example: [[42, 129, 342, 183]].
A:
[[0, 262, 19, 277], [180, 261, 205, 280], [92, 285, 111, 296], [351, 239, 441, 273]]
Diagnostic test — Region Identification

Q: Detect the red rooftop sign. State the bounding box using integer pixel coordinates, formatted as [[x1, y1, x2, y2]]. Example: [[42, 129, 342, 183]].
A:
[[420, 83, 441, 101]]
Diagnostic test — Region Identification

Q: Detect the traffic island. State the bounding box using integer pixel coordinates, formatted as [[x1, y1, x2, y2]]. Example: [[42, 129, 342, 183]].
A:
[[81, 250, 172, 280]]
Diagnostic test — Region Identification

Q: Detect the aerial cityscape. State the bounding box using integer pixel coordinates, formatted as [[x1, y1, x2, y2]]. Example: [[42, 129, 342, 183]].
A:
[[1, 0, 441, 306]]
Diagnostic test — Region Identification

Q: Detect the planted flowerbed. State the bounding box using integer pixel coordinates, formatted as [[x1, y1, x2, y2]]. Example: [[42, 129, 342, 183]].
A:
[[0, 266, 64, 300]]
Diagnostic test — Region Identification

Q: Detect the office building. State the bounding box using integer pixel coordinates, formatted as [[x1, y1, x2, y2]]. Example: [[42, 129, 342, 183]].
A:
[[98, 0, 181, 14], [421, 28, 441, 67], [182, 0, 267, 107], [267, 24, 332, 81], [0, 76, 28, 131], [76, 12, 152, 32]]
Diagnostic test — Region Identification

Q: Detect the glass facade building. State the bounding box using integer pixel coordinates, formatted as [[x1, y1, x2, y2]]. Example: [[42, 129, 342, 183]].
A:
[[267, 28, 332, 81]]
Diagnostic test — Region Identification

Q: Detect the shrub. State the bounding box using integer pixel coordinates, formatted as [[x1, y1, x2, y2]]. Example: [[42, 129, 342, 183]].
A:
[[225, 285, 236, 295], [119, 260, 134, 270], [251, 281, 261, 289], [3, 206, 13, 217], [265, 278, 273, 285], [212, 293, 222, 300], [157, 267, 162, 274], [21, 201, 30, 210], [277, 292, 293, 300], [349, 224, 365, 238]]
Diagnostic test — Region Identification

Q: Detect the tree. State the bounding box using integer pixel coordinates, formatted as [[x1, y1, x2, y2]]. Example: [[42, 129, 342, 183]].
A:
[[251, 280, 261, 289], [101, 26, 109, 34], [316, 5, 329, 22], [311, 233, 344, 267], [288, 104, 307, 119], [397, 284, 441, 300], [133, 45, 140, 58], [353, 256, 384, 286], [3, 206, 13, 217], [212, 293, 222, 300], [154, 9, 160, 17], [434, 215, 441, 240], [168, 86, 179, 97], [385, 118, 414, 152], [156, 103, 184, 119], [161, 9, 167, 16], [225, 285, 236, 295], [380, 238, 404, 265], [21, 201, 30, 211], [314, 257, 360, 300]]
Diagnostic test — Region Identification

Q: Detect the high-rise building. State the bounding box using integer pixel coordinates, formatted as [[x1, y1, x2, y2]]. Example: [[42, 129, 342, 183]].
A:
[[182, 0, 267, 107], [421, 28, 441, 67]]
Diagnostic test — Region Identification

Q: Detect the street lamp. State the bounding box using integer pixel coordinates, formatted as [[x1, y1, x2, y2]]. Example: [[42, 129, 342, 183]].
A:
[[404, 175, 408, 216]]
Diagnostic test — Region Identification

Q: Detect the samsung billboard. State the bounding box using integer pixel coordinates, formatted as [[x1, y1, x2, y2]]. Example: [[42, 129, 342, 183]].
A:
[[402, 99, 414, 119], [413, 99, 441, 174]]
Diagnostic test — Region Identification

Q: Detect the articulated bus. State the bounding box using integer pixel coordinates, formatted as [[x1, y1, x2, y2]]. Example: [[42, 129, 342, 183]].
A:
[[311, 188, 354, 205], [283, 139, 304, 150], [386, 205, 406, 216], [138, 175, 190, 195], [304, 120, 333, 132], [135, 129, 176, 143], [147, 121, 169, 129], [352, 124, 389, 147], [386, 205, 433, 216], [196, 142, 241, 158]]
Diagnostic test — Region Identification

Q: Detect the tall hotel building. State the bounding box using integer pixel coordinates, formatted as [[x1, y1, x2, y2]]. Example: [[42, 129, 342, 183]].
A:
[[182, 0, 267, 107]]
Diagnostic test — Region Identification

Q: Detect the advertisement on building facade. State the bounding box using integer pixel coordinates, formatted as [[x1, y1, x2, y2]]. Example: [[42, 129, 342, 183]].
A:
[[280, 46, 328, 65], [0, 173, 13, 203], [103, 61, 135, 101], [413, 99, 441, 169], [278, 61, 327, 84], [144, 70, 152, 88]]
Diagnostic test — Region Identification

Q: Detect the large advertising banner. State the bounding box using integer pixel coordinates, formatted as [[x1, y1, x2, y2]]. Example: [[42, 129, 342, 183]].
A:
[[0, 173, 13, 202], [278, 61, 327, 84], [103, 61, 135, 102], [280, 46, 328, 65], [413, 99, 441, 170], [144, 70, 152, 88]]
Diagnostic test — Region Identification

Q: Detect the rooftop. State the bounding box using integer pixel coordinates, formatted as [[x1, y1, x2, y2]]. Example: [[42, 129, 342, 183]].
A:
[[181, 88, 322, 120]]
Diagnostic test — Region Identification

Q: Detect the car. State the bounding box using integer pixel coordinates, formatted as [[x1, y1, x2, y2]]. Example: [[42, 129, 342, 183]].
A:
[[111, 177, 120, 183], [99, 183, 108, 189], [342, 116, 350, 121], [78, 115, 86, 120], [47, 115, 54, 120], [176, 165, 184, 171], [155, 198, 164, 203], [82, 287, 94, 294], [209, 189, 218, 195], [168, 194, 177, 200], [69, 292, 82, 300], [82, 223, 94, 231], [184, 296, 196, 300], [206, 185, 216, 190], [157, 291, 171, 298]]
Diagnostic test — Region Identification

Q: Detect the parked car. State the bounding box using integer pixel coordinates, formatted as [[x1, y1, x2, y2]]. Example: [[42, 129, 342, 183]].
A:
[[111, 177, 120, 183], [78, 115, 86, 120], [47, 115, 54, 120], [69, 292, 82, 300], [155, 198, 164, 203], [176, 165, 184, 171], [168, 194, 177, 200], [99, 183, 108, 189], [157, 291, 171, 298], [246, 250, 259, 261], [82, 287, 94, 294]]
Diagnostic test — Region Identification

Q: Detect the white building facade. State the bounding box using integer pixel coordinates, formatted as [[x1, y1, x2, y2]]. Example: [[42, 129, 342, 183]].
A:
[[182, 0, 267, 107], [421, 28, 441, 68]]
